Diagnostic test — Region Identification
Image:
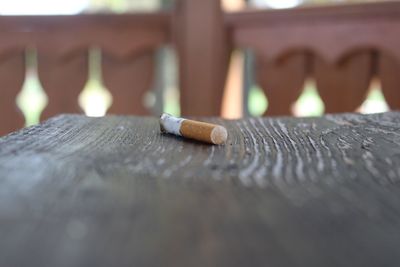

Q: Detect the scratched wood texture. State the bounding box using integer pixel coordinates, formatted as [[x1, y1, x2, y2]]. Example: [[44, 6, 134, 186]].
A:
[[1, 112, 400, 267]]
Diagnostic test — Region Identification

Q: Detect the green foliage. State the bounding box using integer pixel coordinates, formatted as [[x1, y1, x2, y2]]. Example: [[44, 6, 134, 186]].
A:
[[16, 51, 47, 126], [248, 85, 268, 116], [293, 81, 324, 116], [163, 87, 180, 116]]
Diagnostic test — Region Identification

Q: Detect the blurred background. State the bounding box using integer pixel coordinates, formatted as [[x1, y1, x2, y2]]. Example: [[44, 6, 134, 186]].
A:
[[0, 0, 394, 131]]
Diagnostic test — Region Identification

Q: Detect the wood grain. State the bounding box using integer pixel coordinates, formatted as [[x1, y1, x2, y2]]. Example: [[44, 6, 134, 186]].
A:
[[1, 112, 400, 267]]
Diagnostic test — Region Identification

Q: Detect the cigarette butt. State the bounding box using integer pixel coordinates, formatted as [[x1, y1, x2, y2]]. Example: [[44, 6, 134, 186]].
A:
[[160, 113, 227, 145]]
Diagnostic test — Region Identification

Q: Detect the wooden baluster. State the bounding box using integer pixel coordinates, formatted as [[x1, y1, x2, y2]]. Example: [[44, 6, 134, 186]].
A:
[[0, 51, 25, 136], [256, 53, 308, 116], [379, 53, 400, 109], [314, 52, 372, 113], [102, 51, 155, 115], [175, 0, 230, 116], [38, 49, 88, 120]]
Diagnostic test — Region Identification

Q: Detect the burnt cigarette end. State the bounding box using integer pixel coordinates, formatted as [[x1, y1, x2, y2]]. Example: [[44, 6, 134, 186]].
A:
[[211, 126, 228, 145]]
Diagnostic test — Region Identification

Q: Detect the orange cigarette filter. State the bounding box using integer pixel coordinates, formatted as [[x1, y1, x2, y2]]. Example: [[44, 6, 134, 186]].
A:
[[160, 113, 228, 145]]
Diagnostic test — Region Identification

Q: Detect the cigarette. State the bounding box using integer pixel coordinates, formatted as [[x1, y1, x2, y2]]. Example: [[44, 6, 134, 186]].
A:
[[159, 113, 228, 145]]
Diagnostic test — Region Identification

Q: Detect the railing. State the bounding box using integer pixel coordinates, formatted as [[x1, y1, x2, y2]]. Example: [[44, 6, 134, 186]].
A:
[[1, 1, 400, 136], [227, 1, 400, 115], [0, 13, 170, 135]]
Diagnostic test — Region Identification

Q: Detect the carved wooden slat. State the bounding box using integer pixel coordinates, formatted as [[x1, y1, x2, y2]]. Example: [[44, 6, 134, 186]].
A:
[[314, 52, 372, 113], [38, 50, 88, 120], [256, 53, 308, 115], [227, 2, 400, 64], [379, 53, 400, 109], [103, 51, 155, 115], [0, 51, 25, 136]]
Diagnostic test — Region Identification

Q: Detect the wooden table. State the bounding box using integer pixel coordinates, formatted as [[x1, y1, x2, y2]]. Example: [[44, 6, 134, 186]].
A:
[[1, 112, 400, 267]]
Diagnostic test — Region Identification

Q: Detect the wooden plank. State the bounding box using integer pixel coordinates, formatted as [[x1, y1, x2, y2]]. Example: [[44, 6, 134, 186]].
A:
[[314, 51, 372, 113], [1, 112, 400, 266], [226, 1, 400, 26], [0, 14, 170, 59], [0, 13, 171, 33], [231, 20, 400, 66], [0, 50, 25, 136], [229, 2, 400, 70]]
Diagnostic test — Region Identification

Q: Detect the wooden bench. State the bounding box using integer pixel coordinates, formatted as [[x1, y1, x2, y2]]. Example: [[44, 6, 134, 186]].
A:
[[1, 112, 400, 266]]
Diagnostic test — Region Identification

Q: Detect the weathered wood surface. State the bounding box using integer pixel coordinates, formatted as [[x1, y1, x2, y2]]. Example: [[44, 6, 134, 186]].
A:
[[1, 112, 400, 267]]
